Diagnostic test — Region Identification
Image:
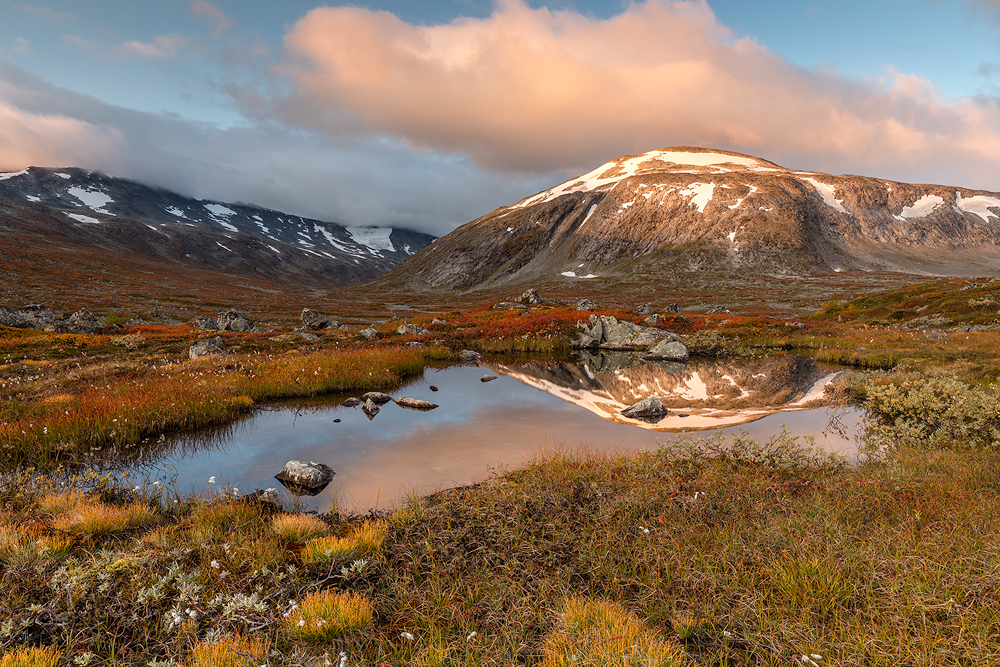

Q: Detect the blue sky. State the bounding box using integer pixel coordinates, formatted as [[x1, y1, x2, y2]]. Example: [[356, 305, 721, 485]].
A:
[[2, 0, 1000, 235]]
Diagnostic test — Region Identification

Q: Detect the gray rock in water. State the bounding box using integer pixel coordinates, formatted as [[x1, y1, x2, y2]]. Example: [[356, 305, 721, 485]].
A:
[[395, 397, 439, 410], [67, 308, 102, 330], [574, 315, 677, 350], [620, 396, 670, 419], [359, 327, 379, 340], [217, 309, 254, 332], [458, 349, 482, 362], [191, 316, 219, 330], [274, 460, 335, 495], [396, 322, 430, 336], [341, 397, 363, 407], [635, 303, 654, 315], [520, 288, 543, 305], [362, 398, 380, 420], [644, 340, 689, 362], [189, 337, 226, 360], [481, 375, 498, 383], [575, 298, 597, 311], [363, 391, 393, 405]]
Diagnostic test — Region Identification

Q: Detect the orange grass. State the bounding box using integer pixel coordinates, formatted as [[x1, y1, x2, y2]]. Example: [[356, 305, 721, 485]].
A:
[[0, 346, 426, 464]]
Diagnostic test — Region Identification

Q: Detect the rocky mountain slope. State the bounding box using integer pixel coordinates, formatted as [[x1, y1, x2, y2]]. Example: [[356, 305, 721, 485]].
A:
[[381, 147, 1000, 290], [0, 167, 434, 285]]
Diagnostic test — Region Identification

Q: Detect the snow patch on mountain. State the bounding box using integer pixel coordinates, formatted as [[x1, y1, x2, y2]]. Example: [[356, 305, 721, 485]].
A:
[[0, 170, 29, 180], [68, 187, 114, 214], [955, 192, 1000, 222], [896, 195, 944, 220], [801, 178, 848, 213], [347, 226, 395, 253], [678, 183, 716, 213], [165, 206, 187, 218], [66, 212, 101, 224]]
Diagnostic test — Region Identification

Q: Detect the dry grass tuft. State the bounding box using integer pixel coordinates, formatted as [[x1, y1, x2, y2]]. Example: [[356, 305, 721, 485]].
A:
[[284, 590, 373, 642], [272, 513, 328, 543], [38, 490, 88, 515], [541, 597, 685, 667], [187, 634, 268, 667], [54, 500, 157, 536], [0, 646, 60, 667], [302, 519, 387, 564]]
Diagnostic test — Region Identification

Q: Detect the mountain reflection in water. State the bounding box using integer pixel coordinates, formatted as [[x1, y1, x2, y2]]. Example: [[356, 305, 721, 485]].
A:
[[140, 358, 860, 512], [487, 353, 842, 431]]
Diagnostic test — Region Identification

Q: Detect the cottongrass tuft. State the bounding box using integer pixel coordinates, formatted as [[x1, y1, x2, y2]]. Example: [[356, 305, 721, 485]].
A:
[[540, 597, 685, 667], [272, 513, 328, 543], [302, 519, 387, 564], [284, 590, 373, 642], [0, 645, 60, 667], [187, 633, 267, 667]]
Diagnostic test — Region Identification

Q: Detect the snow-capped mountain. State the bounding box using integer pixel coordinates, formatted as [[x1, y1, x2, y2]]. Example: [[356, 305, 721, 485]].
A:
[[0, 167, 434, 284], [381, 147, 1000, 289]]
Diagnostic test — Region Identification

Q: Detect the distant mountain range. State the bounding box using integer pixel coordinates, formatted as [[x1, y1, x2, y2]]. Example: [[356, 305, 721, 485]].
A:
[[381, 147, 1000, 290], [0, 167, 435, 285]]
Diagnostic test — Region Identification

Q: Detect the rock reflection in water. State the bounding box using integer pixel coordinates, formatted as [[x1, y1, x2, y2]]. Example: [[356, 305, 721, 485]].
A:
[[487, 353, 842, 431]]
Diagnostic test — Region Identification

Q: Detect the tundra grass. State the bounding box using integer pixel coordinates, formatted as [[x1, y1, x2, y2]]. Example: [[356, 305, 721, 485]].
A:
[[3, 432, 1000, 665]]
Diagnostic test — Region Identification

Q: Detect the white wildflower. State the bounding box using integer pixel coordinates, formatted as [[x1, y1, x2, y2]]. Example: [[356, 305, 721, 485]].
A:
[[208, 476, 216, 484], [211, 560, 220, 569], [467, 631, 477, 641], [400, 631, 415, 641]]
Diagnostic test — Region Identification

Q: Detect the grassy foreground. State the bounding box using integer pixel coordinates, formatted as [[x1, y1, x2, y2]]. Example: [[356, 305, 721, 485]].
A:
[[2, 433, 1000, 665]]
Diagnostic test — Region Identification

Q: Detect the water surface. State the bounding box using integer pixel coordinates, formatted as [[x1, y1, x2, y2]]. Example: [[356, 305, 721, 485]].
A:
[[143, 356, 862, 512]]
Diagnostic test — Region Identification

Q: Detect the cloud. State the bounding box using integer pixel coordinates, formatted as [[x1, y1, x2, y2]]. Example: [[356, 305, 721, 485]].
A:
[[0, 58, 548, 236], [191, 0, 236, 38], [63, 34, 187, 60], [11, 37, 30, 56], [277, 0, 1000, 189]]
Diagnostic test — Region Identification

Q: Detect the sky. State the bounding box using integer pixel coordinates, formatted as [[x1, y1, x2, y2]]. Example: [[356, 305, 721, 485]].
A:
[[2, 0, 1000, 236]]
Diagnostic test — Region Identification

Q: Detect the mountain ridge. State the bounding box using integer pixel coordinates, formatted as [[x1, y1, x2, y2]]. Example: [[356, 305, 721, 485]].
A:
[[379, 146, 1000, 290]]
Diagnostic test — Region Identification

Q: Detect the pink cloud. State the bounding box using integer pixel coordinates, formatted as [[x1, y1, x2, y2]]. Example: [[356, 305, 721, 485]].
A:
[[191, 1, 236, 39], [279, 0, 1000, 189], [0, 101, 124, 172]]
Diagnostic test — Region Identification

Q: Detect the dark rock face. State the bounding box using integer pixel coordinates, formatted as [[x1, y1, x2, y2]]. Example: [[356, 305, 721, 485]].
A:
[[217, 309, 254, 332]]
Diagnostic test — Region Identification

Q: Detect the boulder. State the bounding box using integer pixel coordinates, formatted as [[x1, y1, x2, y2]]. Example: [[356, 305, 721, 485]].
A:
[[493, 302, 529, 310], [519, 288, 543, 305], [191, 316, 219, 330], [124, 315, 149, 326], [189, 337, 226, 360], [359, 327, 379, 340], [635, 303, 654, 315], [666, 303, 680, 313], [458, 349, 482, 362], [481, 375, 498, 383], [395, 397, 439, 410], [362, 398, 380, 420], [217, 309, 254, 332], [0, 304, 55, 329], [575, 298, 597, 311], [408, 341, 427, 348], [363, 391, 393, 405], [574, 315, 678, 350], [67, 308, 102, 330], [620, 396, 670, 419], [644, 314, 661, 325], [274, 460, 335, 495], [341, 397, 363, 407], [431, 318, 448, 325], [706, 305, 732, 315], [301, 308, 337, 330], [644, 340, 690, 362], [396, 323, 430, 336]]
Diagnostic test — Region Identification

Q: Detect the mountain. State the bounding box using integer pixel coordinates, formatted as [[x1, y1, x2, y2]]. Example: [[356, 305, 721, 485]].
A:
[[380, 147, 1000, 290], [0, 167, 435, 286]]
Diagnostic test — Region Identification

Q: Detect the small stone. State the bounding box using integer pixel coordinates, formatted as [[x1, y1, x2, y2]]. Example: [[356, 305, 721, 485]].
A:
[[644, 314, 661, 325], [190, 316, 219, 330], [635, 303, 654, 315], [408, 341, 427, 348], [300, 308, 335, 330], [620, 396, 670, 419], [481, 375, 498, 383], [519, 288, 543, 305], [216, 308, 254, 332], [396, 323, 430, 336], [429, 385, 439, 392], [274, 460, 335, 489], [431, 318, 448, 325], [189, 337, 226, 360], [493, 302, 528, 310], [458, 349, 482, 362], [575, 298, 597, 311], [341, 397, 362, 407], [359, 327, 379, 340], [395, 397, 439, 410], [362, 398, 380, 420], [644, 340, 689, 362], [665, 303, 680, 313], [363, 391, 393, 405], [333, 418, 341, 423]]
